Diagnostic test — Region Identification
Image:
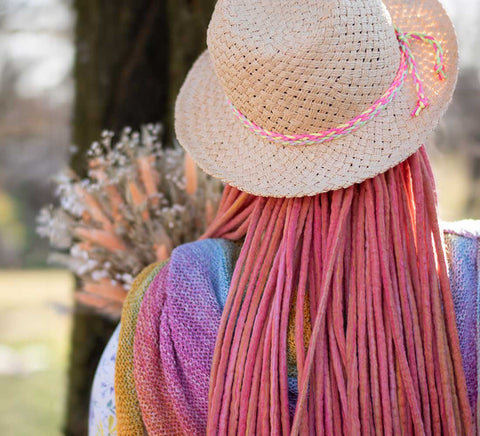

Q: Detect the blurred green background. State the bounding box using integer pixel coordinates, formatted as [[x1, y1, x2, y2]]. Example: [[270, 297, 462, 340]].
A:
[[1, 1, 74, 434], [0, 0, 479, 434], [0, 270, 73, 435]]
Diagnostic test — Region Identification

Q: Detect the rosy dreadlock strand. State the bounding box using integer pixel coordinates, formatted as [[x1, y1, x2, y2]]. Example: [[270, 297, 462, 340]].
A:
[[224, 200, 288, 432], [243, 222, 286, 433], [207, 196, 266, 433], [331, 225, 347, 368], [203, 149, 472, 434], [243, 225, 285, 434], [395, 161, 436, 433], [327, 307, 347, 433], [215, 198, 271, 433], [345, 192, 361, 434], [260, 305, 274, 434], [352, 186, 372, 434], [216, 185, 240, 215], [324, 340, 334, 435], [264, 199, 298, 435], [329, 317, 345, 435], [311, 193, 327, 433], [214, 200, 256, 236], [372, 175, 426, 433], [419, 152, 473, 434], [201, 190, 252, 239], [366, 181, 393, 433], [275, 199, 309, 434], [422, 172, 460, 432], [328, 231, 348, 416], [236, 202, 288, 434], [293, 202, 313, 435], [227, 198, 285, 434], [372, 178, 403, 433], [269, 199, 295, 434], [309, 192, 334, 433], [387, 169, 419, 391], [291, 188, 354, 435], [385, 319, 402, 434], [424, 203, 458, 434], [409, 152, 443, 433], [383, 171, 419, 432], [245, 323, 265, 434], [364, 189, 384, 433], [388, 166, 431, 433], [219, 218, 250, 241]]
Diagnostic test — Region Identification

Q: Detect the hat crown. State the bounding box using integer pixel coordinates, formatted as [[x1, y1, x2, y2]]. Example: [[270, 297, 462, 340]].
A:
[[207, 0, 401, 134]]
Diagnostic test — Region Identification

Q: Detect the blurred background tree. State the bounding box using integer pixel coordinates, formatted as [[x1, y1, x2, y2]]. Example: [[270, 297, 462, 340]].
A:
[[66, 0, 216, 434]]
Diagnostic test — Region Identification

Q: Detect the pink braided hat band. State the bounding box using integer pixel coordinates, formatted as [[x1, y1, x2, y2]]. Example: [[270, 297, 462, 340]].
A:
[[227, 27, 446, 146]]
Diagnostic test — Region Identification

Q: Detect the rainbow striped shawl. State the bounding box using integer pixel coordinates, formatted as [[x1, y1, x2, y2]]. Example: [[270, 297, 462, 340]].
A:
[[89, 220, 480, 435]]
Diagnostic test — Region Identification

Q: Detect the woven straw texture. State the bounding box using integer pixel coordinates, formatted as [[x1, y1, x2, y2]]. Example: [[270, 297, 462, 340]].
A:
[[175, 0, 458, 197], [114, 262, 165, 436]]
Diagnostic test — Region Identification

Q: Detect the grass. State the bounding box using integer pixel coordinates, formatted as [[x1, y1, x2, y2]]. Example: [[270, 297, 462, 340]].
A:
[[0, 269, 74, 436]]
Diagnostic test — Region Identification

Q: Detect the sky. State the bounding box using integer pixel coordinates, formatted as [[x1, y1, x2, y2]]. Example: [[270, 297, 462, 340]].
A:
[[442, 0, 480, 67]]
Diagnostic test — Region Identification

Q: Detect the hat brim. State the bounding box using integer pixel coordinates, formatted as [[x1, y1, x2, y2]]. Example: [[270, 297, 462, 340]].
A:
[[174, 0, 458, 197]]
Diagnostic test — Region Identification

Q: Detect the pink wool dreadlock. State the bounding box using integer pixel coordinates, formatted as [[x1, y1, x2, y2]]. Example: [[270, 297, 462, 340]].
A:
[[203, 146, 473, 435]]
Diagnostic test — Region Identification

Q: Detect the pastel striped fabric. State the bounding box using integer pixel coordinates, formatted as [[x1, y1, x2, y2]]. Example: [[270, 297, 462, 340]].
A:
[[89, 222, 480, 435]]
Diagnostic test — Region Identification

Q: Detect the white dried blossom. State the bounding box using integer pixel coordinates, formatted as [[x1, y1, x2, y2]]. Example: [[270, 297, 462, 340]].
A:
[[37, 124, 223, 319], [90, 270, 109, 281]]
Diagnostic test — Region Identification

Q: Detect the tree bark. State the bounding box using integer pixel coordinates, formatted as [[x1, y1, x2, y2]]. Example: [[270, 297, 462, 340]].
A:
[[71, 0, 169, 176], [66, 0, 216, 434]]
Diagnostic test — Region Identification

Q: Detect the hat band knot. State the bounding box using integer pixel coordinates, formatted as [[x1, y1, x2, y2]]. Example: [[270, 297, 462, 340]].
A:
[[227, 26, 446, 146]]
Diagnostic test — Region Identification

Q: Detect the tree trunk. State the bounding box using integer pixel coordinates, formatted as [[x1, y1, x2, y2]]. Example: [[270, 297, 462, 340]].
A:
[[71, 0, 169, 177], [65, 0, 216, 434]]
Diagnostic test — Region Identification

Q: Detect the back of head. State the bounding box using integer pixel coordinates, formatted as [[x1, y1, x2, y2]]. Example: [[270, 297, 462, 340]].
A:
[[174, 0, 470, 433], [203, 148, 472, 434]]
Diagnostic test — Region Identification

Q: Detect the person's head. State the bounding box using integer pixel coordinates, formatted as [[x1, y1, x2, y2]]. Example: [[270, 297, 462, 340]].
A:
[[176, 0, 471, 433]]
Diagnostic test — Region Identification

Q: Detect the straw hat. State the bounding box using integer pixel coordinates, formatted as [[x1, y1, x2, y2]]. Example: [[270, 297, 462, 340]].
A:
[[175, 0, 458, 197]]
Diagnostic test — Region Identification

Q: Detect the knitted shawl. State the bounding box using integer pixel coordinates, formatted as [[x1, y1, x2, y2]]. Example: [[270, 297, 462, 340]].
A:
[[89, 222, 480, 435]]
